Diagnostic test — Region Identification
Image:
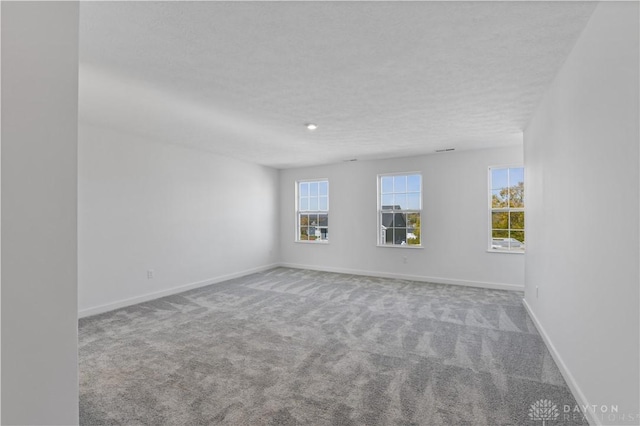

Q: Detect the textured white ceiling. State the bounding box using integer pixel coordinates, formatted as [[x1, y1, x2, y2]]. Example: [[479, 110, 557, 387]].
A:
[[79, 2, 597, 169]]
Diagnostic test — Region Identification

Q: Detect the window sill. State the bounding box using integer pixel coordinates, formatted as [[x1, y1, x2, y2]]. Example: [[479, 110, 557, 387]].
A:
[[295, 240, 329, 244], [486, 249, 525, 255], [376, 244, 424, 249]]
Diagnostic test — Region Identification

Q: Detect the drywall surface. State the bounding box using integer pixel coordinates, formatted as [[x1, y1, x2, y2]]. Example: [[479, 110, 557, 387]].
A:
[[524, 2, 639, 424], [78, 124, 279, 315], [280, 146, 524, 290], [1, 2, 79, 424]]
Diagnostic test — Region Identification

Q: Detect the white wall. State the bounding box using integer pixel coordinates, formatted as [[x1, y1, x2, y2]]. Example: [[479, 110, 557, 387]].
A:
[[1, 2, 79, 424], [78, 123, 279, 316], [524, 2, 639, 425], [280, 146, 524, 290]]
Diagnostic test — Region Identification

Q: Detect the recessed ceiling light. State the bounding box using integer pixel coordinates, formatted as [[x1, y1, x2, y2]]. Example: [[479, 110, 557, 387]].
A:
[[306, 123, 317, 131]]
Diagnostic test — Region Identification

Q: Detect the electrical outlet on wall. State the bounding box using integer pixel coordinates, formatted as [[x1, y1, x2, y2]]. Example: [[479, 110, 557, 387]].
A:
[[402, 256, 408, 264], [147, 269, 154, 279]]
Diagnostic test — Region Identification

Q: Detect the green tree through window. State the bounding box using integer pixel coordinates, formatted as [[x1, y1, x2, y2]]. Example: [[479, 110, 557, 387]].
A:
[[490, 167, 524, 251]]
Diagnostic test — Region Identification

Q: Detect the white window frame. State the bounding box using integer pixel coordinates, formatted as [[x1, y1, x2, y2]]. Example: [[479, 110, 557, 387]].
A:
[[488, 165, 525, 253], [377, 172, 423, 248], [295, 179, 329, 243]]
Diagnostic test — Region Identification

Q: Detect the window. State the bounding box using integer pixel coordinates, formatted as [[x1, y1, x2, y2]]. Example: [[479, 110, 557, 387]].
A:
[[297, 180, 329, 242], [489, 166, 524, 252], [378, 173, 421, 246]]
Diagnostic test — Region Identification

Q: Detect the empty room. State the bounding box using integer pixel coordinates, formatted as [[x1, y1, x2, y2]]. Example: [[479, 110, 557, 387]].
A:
[[1, 1, 638, 425]]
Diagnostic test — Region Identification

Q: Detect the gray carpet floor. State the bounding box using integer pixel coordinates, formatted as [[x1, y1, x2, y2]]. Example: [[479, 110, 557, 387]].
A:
[[79, 267, 586, 425]]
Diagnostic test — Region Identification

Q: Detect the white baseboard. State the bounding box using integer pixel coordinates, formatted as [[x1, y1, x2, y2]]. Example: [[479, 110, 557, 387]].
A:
[[522, 299, 597, 426], [78, 263, 280, 318], [279, 262, 524, 292]]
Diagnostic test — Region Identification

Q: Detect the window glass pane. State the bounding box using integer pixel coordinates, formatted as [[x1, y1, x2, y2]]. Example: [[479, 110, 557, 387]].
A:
[[491, 168, 508, 190], [489, 167, 525, 251], [393, 194, 406, 210], [518, 191, 524, 208], [385, 228, 394, 244], [379, 173, 422, 246], [407, 193, 420, 210], [308, 230, 317, 240], [492, 230, 509, 239], [319, 181, 328, 196], [297, 180, 328, 242], [510, 211, 524, 229], [508, 182, 524, 208], [381, 176, 393, 194], [382, 212, 394, 227], [407, 213, 420, 245], [319, 196, 328, 211], [319, 227, 328, 240], [407, 213, 420, 227], [394, 212, 407, 227], [393, 175, 407, 193], [491, 189, 507, 208], [299, 227, 308, 240], [407, 174, 421, 192], [319, 214, 328, 226], [511, 231, 525, 246], [309, 182, 319, 196], [300, 197, 309, 211], [394, 228, 407, 245], [492, 212, 508, 229], [509, 167, 524, 186], [491, 233, 508, 249], [300, 182, 309, 197]]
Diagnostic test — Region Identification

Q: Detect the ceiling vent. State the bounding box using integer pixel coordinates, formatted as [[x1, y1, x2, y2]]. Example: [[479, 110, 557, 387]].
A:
[[435, 148, 455, 153]]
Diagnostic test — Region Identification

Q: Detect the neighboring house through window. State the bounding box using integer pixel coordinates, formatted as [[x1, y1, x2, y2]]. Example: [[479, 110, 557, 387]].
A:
[[297, 179, 328, 242], [378, 173, 421, 246], [489, 166, 524, 252]]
